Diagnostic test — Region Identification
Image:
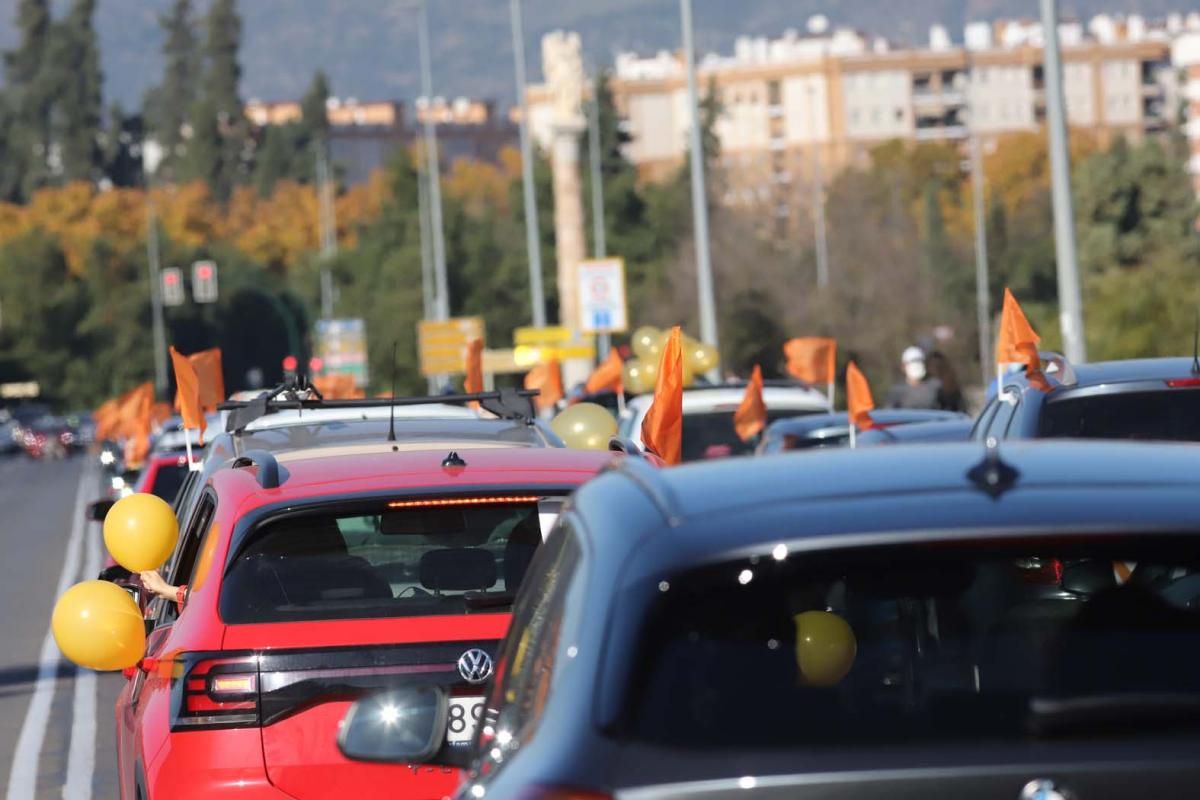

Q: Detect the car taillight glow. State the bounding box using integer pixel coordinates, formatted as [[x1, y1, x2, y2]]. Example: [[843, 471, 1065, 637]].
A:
[[1166, 378, 1200, 388], [171, 654, 260, 730], [387, 496, 541, 509], [1016, 557, 1063, 585]]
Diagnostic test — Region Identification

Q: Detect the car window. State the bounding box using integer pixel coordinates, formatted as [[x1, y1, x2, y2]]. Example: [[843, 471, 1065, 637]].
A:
[[149, 463, 189, 505], [159, 491, 217, 624], [220, 500, 545, 623], [485, 522, 581, 746], [682, 409, 817, 461], [622, 535, 1200, 749], [1040, 388, 1200, 441]]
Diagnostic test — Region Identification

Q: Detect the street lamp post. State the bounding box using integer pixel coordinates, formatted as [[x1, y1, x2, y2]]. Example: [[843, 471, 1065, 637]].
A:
[[417, 0, 450, 322], [1040, 0, 1088, 363], [680, 0, 720, 377], [509, 0, 547, 329]]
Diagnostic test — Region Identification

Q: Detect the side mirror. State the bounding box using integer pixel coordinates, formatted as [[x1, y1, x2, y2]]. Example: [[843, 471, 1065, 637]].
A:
[[87, 499, 116, 522], [338, 686, 450, 764]]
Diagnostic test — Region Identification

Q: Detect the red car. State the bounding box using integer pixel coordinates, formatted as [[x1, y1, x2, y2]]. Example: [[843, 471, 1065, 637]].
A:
[[116, 445, 616, 800], [134, 452, 198, 505]]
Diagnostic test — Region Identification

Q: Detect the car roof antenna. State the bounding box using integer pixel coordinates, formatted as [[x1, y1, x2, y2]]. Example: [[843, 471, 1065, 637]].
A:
[[387, 341, 399, 443], [1192, 312, 1200, 375]]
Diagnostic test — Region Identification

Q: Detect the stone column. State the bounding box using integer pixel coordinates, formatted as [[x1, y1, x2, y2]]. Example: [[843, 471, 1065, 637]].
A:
[[542, 31, 592, 387]]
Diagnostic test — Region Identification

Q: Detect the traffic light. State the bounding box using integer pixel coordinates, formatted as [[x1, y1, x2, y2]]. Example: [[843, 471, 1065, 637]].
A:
[[161, 268, 185, 306], [192, 260, 218, 304], [282, 355, 298, 377]]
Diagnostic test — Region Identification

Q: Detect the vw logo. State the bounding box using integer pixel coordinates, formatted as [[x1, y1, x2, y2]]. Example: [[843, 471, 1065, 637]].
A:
[[1020, 779, 1075, 800], [457, 649, 494, 685]]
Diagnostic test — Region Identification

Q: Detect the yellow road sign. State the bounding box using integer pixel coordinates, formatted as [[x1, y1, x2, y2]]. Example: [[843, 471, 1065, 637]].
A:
[[514, 326, 578, 346], [513, 344, 596, 367], [417, 317, 484, 376]]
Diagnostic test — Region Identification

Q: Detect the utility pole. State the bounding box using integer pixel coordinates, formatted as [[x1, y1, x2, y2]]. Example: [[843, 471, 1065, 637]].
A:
[[417, 0, 449, 321], [416, 143, 437, 393], [1040, 0, 1088, 363], [680, 0, 720, 376], [587, 70, 610, 362], [315, 139, 337, 318], [145, 199, 169, 395], [966, 59, 993, 386], [807, 83, 830, 289], [509, 0, 547, 328]]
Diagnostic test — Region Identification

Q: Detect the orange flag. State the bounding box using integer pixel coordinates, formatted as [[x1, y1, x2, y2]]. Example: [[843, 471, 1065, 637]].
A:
[[846, 361, 876, 431], [463, 338, 484, 395], [585, 348, 624, 395], [190, 348, 226, 411], [995, 288, 1041, 375], [641, 326, 684, 465], [733, 364, 767, 442], [524, 359, 564, 411], [784, 337, 836, 385], [170, 346, 205, 441], [93, 398, 119, 440], [116, 382, 154, 466]]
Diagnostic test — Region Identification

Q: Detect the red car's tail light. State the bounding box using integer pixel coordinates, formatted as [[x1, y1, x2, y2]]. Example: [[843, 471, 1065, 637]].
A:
[[387, 496, 541, 509], [1016, 557, 1063, 585], [1166, 378, 1200, 388], [171, 654, 260, 730]]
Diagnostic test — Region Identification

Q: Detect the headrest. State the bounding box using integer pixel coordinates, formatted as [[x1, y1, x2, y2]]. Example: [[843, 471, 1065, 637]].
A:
[[419, 548, 497, 593]]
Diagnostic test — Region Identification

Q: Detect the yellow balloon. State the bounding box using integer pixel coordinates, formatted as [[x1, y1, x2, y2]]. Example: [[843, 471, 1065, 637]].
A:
[[103, 492, 179, 572], [550, 403, 618, 450], [680, 355, 695, 388], [631, 326, 662, 361], [622, 359, 655, 395], [52, 580, 146, 671], [793, 611, 857, 687], [688, 341, 720, 373]]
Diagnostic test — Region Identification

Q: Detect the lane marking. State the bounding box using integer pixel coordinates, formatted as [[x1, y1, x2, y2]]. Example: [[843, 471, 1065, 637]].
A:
[[5, 461, 94, 800], [63, 485, 102, 800]]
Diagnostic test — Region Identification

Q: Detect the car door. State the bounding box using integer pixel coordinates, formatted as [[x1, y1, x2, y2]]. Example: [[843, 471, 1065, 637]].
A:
[[117, 491, 216, 799]]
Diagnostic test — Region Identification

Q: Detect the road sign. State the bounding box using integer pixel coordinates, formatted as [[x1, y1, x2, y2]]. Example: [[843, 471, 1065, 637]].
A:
[[315, 318, 370, 386], [192, 260, 218, 303], [0, 382, 39, 399], [161, 267, 185, 306], [417, 317, 484, 377], [577, 258, 628, 334], [514, 326, 576, 346]]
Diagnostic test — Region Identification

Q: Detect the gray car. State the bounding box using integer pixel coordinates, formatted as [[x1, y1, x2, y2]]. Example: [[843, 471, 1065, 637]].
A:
[[340, 441, 1200, 799]]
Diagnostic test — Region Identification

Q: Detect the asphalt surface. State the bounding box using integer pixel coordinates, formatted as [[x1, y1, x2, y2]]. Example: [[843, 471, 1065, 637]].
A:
[[0, 454, 122, 799]]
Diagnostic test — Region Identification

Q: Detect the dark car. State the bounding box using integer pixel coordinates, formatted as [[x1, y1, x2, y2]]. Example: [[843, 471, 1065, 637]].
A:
[[756, 409, 969, 453], [340, 441, 1200, 799], [975, 354, 1200, 443]]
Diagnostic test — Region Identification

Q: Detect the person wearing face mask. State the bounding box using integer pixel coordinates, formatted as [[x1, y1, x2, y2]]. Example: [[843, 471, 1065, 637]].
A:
[[884, 346, 942, 409]]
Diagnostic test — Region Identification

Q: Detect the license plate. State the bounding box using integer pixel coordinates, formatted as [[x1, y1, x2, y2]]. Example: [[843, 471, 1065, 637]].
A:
[[446, 696, 484, 745]]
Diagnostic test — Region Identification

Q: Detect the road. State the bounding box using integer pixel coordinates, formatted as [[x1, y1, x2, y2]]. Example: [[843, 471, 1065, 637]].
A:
[[0, 454, 121, 799]]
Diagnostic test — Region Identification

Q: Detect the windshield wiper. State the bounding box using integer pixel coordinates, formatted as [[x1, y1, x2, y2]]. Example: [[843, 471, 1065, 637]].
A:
[[1030, 693, 1200, 736], [463, 591, 516, 612]]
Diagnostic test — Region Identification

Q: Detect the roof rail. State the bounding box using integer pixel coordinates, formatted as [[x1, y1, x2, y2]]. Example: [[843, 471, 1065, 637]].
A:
[[603, 455, 683, 527], [231, 449, 282, 489], [220, 379, 539, 433], [1038, 351, 1077, 385]]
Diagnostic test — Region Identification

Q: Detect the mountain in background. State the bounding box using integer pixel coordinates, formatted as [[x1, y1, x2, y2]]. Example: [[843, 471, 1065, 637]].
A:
[[0, 0, 1184, 110]]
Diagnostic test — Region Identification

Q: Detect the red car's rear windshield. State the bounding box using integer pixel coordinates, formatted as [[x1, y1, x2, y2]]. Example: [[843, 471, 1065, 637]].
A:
[[623, 535, 1200, 748], [1040, 387, 1200, 440], [220, 500, 543, 623]]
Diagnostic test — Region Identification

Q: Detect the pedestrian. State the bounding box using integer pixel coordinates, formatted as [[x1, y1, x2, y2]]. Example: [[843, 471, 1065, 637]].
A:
[[884, 346, 942, 409], [926, 350, 965, 412]]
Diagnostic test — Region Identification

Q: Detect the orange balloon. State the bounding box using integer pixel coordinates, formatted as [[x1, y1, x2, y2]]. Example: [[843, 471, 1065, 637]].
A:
[[52, 580, 146, 671], [103, 493, 179, 572]]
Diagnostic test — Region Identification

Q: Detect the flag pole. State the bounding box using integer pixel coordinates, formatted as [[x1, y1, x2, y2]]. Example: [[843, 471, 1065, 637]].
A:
[[827, 380, 834, 411], [849, 422, 857, 450], [184, 435, 199, 471]]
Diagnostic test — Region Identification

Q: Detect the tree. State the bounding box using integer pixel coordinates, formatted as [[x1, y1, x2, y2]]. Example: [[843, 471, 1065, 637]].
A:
[[295, 70, 331, 184], [102, 103, 144, 187], [144, 0, 198, 182], [53, 0, 104, 184], [254, 125, 293, 197], [2, 0, 54, 199], [184, 0, 248, 200]]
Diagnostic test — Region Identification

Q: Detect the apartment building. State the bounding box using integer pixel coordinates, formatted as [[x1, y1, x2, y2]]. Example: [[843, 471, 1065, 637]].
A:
[[526, 13, 1186, 218]]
